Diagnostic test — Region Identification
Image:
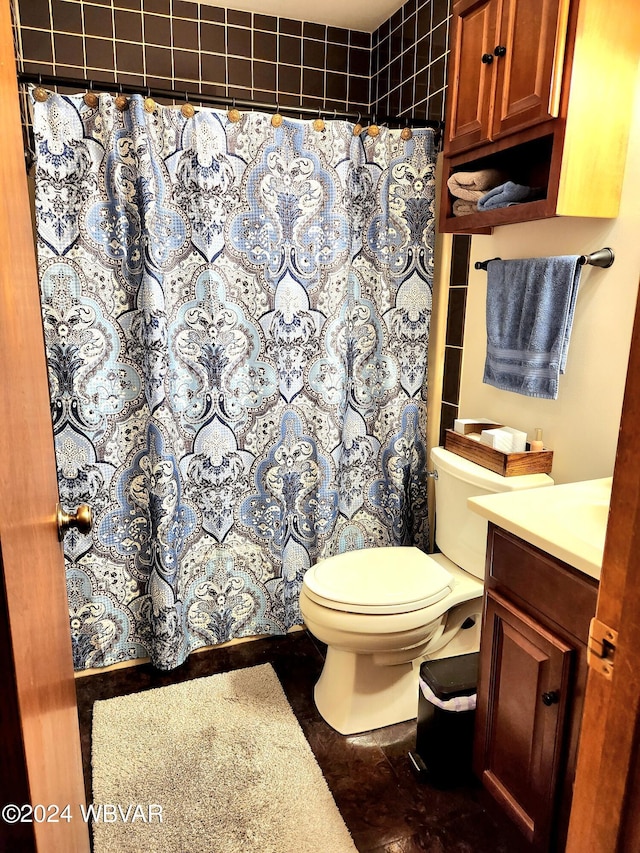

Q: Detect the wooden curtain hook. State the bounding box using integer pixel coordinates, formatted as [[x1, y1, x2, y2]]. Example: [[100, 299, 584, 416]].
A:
[[143, 86, 156, 113], [181, 93, 195, 118], [83, 81, 98, 108], [227, 98, 240, 122]]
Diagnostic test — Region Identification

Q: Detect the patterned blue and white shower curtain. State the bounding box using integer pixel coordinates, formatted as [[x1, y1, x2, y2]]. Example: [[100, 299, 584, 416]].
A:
[[31, 91, 436, 671]]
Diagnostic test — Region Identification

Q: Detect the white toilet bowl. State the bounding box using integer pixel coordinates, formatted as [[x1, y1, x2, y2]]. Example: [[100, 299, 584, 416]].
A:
[[299, 546, 483, 735], [300, 446, 554, 735]]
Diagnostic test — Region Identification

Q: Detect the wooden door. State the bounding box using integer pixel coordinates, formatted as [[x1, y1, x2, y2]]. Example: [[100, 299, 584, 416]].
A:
[[446, 0, 500, 154], [566, 277, 640, 851], [491, 0, 570, 139], [474, 590, 573, 849], [0, 0, 89, 850]]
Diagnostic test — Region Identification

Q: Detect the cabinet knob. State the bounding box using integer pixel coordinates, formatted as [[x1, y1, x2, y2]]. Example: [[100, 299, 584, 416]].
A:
[[494, 45, 507, 57], [481, 53, 494, 64], [542, 690, 560, 706]]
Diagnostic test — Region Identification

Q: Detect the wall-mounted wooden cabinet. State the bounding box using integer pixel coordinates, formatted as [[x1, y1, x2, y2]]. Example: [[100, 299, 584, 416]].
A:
[[474, 525, 598, 851], [447, 0, 569, 156], [439, 0, 640, 234]]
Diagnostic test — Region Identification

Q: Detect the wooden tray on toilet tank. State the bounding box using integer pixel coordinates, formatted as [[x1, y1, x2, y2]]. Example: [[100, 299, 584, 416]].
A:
[[444, 429, 553, 477]]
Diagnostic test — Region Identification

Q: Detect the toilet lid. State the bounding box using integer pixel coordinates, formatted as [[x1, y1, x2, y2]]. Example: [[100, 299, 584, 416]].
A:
[[303, 546, 453, 614]]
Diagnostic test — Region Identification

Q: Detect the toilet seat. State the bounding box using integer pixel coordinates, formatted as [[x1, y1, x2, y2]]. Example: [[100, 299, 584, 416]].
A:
[[303, 546, 453, 615]]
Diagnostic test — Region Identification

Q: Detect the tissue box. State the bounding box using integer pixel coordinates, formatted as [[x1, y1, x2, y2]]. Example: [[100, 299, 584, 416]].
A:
[[480, 427, 527, 454]]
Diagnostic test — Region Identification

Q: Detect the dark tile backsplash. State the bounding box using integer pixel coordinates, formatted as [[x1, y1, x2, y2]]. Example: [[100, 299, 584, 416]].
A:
[[13, 0, 450, 122], [372, 0, 449, 120], [440, 234, 472, 439]]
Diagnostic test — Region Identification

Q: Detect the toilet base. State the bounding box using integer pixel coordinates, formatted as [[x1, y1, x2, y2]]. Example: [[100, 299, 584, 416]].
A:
[[314, 647, 420, 735], [312, 598, 484, 735]]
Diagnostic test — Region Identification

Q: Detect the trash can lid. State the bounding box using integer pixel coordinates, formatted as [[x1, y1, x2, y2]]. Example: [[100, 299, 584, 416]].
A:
[[419, 652, 478, 701]]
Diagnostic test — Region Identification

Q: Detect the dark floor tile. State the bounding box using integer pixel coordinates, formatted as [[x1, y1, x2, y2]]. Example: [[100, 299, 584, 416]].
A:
[[365, 833, 447, 852], [309, 727, 416, 850], [74, 630, 528, 853]]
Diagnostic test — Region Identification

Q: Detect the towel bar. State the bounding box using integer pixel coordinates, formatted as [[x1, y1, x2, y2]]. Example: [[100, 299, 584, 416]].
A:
[[475, 248, 615, 271]]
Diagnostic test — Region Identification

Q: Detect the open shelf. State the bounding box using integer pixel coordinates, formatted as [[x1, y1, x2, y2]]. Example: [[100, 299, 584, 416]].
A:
[[440, 133, 556, 235]]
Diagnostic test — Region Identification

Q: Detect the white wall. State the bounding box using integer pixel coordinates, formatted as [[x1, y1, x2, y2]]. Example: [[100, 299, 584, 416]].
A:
[[458, 69, 640, 485]]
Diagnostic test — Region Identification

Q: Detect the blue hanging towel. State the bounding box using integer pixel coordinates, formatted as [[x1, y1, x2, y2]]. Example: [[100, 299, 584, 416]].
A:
[[483, 256, 583, 400]]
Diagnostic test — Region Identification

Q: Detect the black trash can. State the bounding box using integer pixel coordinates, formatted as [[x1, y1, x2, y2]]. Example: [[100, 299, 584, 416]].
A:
[[413, 652, 479, 787]]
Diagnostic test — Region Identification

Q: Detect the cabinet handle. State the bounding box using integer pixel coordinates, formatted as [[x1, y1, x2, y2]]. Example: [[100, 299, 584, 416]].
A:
[[542, 690, 560, 706], [481, 53, 494, 64], [494, 45, 507, 57]]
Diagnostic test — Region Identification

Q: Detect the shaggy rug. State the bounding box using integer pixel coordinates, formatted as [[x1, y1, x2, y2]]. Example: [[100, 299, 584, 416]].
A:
[[91, 663, 357, 853]]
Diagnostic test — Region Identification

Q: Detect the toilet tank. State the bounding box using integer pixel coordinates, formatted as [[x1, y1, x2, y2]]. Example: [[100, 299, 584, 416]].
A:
[[431, 446, 553, 580]]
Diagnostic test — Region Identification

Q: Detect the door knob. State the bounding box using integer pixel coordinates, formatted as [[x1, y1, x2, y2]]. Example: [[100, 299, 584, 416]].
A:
[[494, 45, 507, 57], [542, 690, 560, 706], [481, 53, 494, 64], [56, 503, 93, 540]]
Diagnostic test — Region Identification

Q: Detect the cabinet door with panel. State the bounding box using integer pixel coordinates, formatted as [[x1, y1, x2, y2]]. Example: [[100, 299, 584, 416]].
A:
[[446, 0, 570, 156], [475, 590, 573, 849], [446, 0, 499, 155], [490, 0, 570, 140]]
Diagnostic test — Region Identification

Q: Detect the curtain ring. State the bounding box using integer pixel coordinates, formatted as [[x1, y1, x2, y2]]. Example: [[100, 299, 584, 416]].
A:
[[181, 92, 195, 118], [313, 108, 325, 132], [400, 118, 413, 140], [271, 104, 283, 127], [367, 114, 380, 137], [227, 97, 241, 123], [33, 72, 48, 102], [115, 83, 129, 112], [83, 80, 98, 108], [353, 112, 363, 136], [144, 85, 156, 113]]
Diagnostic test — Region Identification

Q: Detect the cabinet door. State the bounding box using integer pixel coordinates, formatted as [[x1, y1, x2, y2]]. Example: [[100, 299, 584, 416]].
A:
[[474, 591, 573, 849], [446, 0, 500, 154], [491, 0, 570, 139]]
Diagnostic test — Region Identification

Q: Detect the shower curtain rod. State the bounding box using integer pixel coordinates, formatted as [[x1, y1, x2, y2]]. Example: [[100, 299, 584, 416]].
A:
[[17, 71, 444, 132]]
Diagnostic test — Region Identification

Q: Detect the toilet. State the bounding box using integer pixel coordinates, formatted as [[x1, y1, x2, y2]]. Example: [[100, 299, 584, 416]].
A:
[[300, 445, 553, 734]]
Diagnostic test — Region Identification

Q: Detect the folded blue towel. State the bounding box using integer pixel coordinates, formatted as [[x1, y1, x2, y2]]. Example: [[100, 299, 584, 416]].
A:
[[483, 256, 582, 399], [478, 181, 543, 210]]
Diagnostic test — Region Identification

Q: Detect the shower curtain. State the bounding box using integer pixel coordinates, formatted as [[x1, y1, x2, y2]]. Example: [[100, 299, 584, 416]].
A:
[[31, 91, 437, 671]]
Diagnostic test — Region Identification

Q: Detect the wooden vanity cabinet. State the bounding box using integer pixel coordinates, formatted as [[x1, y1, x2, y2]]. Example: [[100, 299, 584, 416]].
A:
[[474, 524, 598, 851], [439, 0, 640, 234]]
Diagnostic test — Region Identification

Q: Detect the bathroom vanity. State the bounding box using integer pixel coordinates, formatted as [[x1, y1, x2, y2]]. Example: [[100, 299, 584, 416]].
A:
[[468, 480, 609, 851]]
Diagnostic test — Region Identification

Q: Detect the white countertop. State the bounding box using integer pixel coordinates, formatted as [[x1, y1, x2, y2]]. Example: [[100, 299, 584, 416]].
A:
[[468, 477, 612, 581]]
